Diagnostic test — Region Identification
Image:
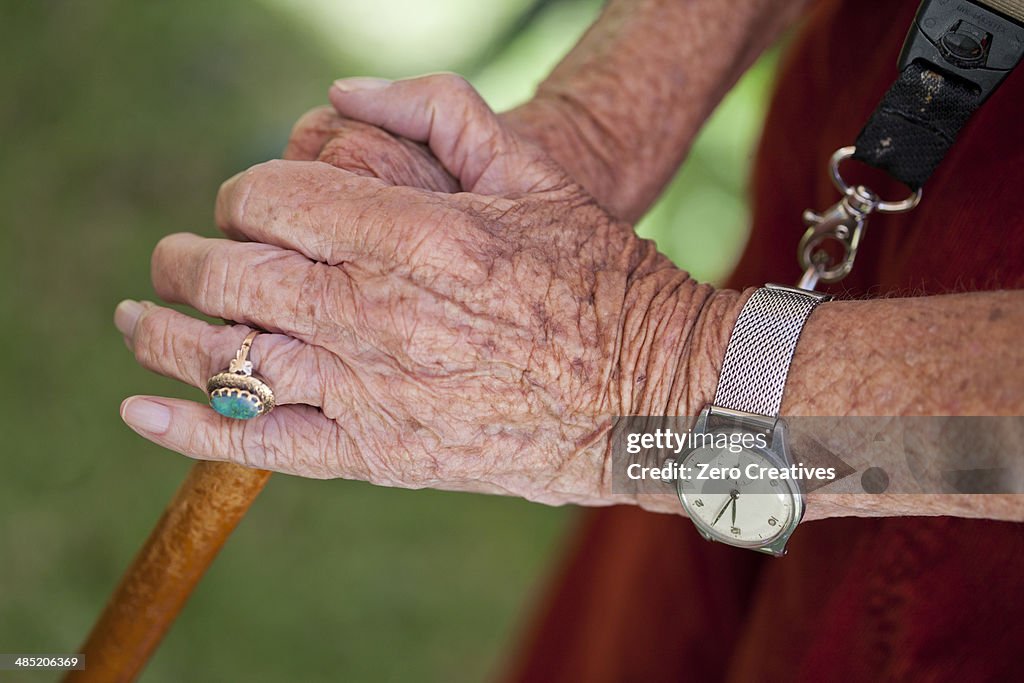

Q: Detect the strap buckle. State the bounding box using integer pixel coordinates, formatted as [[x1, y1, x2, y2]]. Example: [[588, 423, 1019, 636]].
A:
[[900, 0, 1024, 104]]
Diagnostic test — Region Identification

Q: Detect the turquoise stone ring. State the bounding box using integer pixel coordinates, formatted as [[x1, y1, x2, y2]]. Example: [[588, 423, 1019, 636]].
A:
[[206, 331, 275, 420]]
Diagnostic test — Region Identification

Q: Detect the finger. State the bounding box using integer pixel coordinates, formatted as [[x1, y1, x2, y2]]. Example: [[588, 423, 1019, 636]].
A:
[[284, 106, 348, 161], [119, 396, 367, 480], [114, 299, 344, 412], [213, 161, 480, 271], [283, 106, 458, 191], [150, 232, 356, 342], [318, 120, 459, 191], [328, 73, 564, 195]]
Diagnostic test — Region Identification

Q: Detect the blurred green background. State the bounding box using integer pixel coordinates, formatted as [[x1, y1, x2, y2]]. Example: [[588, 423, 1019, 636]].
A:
[[0, 1, 777, 681]]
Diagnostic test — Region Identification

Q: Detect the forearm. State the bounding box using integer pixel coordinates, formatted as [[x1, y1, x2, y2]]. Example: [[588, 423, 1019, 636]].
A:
[[636, 288, 1024, 521], [793, 291, 1024, 521], [788, 292, 1023, 418], [502, 0, 810, 221]]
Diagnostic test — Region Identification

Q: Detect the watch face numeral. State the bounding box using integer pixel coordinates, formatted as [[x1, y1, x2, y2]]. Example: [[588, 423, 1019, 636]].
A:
[[694, 498, 705, 508], [768, 516, 779, 527], [769, 479, 779, 487], [730, 527, 741, 536]]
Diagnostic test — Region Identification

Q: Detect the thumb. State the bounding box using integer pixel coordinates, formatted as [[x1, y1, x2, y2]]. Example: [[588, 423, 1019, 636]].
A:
[[329, 73, 563, 195]]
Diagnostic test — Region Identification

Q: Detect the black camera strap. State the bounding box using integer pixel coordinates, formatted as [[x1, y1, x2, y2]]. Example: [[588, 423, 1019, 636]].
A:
[[796, 0, 1024, 290]]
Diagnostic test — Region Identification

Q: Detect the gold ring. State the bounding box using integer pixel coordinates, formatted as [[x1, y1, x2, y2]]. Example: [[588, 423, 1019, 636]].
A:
[[206, 331, 275, 420]]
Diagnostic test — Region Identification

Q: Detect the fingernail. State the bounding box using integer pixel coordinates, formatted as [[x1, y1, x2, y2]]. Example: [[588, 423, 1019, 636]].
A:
[[121, 397, 172, 435], [114, 299, 144, 339], [332, 77, 392, 93]]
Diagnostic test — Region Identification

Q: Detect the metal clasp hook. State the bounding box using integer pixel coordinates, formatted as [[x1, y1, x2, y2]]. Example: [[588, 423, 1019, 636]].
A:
[[797, 187, 877, 290], [797, 147, 922, 291]]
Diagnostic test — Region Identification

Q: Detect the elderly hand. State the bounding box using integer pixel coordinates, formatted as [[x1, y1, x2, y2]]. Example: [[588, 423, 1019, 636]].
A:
[[283, 104, 458, 191], [115, 75, 724, 506]]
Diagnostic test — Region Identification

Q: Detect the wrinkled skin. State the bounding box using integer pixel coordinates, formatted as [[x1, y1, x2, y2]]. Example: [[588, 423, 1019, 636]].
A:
[[117, 75, 714, 506]]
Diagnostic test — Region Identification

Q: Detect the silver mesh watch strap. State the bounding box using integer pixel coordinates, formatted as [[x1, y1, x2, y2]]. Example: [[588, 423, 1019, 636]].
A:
[[712, 284, 831, 417]]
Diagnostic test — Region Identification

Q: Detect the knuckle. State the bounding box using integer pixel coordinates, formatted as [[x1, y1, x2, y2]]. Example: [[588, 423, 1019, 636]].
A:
[[132, 307, 169, 365], [217, 160, 282, 229], [216, 172, 253, 230], [289, 106, 338, 140], [255, 158, 290, 174], [190, 422, 237, 464], [236, 411, 320, 476], [196, 241, 240, 314], [132, 306, 160, 344], [432, 72, 474, 97]]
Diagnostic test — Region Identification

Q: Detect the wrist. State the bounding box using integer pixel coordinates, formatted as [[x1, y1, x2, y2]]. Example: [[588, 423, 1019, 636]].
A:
[[615, 279, 750, 515], [501, 100, 642, 221], [629, 283, 749, 419]]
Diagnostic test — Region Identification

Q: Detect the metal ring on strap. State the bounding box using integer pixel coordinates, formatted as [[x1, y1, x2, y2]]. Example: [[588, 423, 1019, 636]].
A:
[[829, 147, 923, 214]]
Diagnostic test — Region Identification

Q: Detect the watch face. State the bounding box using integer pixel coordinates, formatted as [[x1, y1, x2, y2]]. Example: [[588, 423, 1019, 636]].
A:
[[677, 439, 798, 548]]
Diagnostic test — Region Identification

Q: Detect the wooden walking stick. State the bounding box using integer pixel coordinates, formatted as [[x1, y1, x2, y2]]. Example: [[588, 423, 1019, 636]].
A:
[[65, 462, 271, 683], [68, 124, 367, 682]]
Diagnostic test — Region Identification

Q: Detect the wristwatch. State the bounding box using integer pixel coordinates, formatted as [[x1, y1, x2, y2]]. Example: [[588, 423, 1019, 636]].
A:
[[674, 284, 830, 556]]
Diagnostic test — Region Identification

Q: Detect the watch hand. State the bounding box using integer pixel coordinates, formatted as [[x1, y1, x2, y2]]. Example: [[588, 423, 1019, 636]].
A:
[[712, 490, 739, 527], [731, 494, 737, 527], [711, 497, 732, 527]]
